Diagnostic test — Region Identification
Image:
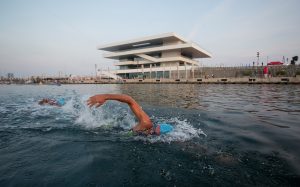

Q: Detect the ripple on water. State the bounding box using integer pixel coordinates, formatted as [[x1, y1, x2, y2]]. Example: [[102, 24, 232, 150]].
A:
[[0, 84, 300, 186]]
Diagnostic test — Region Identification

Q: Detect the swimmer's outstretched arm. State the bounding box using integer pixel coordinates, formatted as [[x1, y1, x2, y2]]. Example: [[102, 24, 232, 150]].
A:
[[87, 94, 153, 132]]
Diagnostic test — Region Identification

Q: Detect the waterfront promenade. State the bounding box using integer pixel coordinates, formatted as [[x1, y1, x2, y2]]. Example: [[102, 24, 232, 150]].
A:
[[2, 65, 300, 84], [3, 77, 299, 84], [115, 77, 300, 84]]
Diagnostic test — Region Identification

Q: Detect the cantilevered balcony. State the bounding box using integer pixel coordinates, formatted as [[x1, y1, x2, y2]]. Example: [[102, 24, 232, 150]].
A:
[[102, 43, 211, 59], [114, 55, 199, 66]]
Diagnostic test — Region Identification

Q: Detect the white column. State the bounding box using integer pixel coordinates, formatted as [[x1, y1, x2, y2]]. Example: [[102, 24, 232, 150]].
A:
[[150, 64, 152, 79], [192, 63, 194, 79], [177, 63, 179, 79], [155, 64, 157, 79], [163, 65, 165, 79], [185, 62, 187, 79]]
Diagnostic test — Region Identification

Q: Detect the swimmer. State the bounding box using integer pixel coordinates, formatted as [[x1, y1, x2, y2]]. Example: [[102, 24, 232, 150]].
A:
[[38, 98, 65, 107], [87, 94, 173, 135]]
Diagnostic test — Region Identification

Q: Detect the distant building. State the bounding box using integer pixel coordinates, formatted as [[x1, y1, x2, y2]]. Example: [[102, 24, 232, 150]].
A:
[[7, 73, 14, 79], [98, 33, 212, 79], [267, 61, 284, 66]]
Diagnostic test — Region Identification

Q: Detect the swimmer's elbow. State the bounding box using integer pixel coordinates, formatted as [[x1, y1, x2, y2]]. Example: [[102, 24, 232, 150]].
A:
[[123, 94, 133, 101], [122, 95, 135, 105]]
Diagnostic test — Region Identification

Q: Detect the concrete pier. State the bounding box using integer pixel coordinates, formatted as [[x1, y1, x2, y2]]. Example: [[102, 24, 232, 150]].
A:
[[118, 77, 300, 84], [57, 76, 300, 84]]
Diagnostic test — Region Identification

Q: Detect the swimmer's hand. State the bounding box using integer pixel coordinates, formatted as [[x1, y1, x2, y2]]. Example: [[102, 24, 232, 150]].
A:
[[87, 95, 107, 108]]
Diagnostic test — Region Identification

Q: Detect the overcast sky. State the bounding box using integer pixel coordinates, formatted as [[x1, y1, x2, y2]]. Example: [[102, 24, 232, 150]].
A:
[[0, 0, 299, 77]]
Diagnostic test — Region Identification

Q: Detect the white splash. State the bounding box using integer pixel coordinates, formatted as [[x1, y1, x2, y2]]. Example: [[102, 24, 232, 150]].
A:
[[134, 117, 206, 143], [61, 95, 206, 142], [8, 93, 206, 143], [63, 95, 136, 130]]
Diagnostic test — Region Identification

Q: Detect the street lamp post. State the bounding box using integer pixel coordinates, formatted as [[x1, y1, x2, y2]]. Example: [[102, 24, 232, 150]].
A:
[[257, 52, 260, 66], [94, 64, 97, 80], [99, 68, 102, 80], [256, 52, 260, 77]]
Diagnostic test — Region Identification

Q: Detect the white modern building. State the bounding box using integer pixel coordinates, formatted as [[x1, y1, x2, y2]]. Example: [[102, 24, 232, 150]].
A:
[[98, 33, 212, 79]]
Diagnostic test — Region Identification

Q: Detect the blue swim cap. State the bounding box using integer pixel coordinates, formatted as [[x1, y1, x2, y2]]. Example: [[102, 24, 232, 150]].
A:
[[158, 123, 173, 134], [57, 98, 65, 106]]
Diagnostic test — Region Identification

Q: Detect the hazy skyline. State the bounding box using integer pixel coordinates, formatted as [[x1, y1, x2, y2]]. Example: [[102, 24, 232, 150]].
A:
[[1, 0, 299, 77]]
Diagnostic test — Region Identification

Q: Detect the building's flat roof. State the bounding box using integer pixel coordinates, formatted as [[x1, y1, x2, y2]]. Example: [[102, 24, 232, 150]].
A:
[[98, 32, 188, 52]]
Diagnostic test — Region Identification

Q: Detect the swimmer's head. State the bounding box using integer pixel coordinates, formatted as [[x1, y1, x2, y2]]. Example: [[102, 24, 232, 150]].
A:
[[57, 98, 65, 106], [153, 123, 173, 135]]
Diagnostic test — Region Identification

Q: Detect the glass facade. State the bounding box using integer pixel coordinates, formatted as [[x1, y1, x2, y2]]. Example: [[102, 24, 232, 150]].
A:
[[118, 71, 170, 79]]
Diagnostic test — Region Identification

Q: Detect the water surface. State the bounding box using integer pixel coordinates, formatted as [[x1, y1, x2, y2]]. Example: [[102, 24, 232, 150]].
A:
[[0, 84, 299, 186]]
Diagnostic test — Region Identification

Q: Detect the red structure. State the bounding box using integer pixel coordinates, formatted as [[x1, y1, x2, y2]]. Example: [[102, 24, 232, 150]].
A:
[[267, 61, 283, 66]]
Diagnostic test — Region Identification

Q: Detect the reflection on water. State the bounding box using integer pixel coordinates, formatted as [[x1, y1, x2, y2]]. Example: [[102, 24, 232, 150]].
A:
[[118, 84, 300, 114], [0, 84, 299, 186]]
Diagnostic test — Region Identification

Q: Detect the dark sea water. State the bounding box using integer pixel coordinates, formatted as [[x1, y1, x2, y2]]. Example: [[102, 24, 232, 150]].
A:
[[0, 84, 299, 186]]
